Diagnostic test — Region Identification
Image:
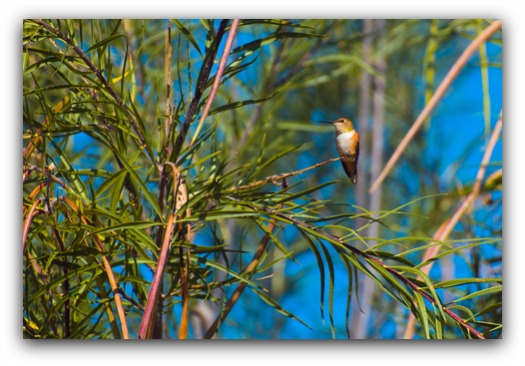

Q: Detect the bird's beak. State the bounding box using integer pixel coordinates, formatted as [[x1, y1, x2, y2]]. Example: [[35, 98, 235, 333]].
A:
[[318, 121, 334, 125]]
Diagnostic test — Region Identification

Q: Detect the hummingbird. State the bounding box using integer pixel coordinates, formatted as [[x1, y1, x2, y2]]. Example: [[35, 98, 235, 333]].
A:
[[321, 117, 360, 184]]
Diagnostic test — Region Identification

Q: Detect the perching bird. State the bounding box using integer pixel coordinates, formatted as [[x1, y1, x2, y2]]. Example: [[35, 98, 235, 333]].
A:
[[322, 117, 360, 184]]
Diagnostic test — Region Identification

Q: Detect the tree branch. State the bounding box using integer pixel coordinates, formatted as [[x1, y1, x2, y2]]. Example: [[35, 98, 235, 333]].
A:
[[231, 157, 341, 191], [138, 212, 175, 339], [190, 19, 240, 147], [172, 19, 229, 164], [30, 19, 154, 161], [369, 19, 502, 193], [403, 111, 502, 339], [205, 179, 288, 339], [251, 205, 486, 339]]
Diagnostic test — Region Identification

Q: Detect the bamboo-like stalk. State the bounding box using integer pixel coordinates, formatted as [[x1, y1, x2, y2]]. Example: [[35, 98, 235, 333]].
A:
[[62, 197, 130, 339], [353, 18, 386, 339], [171, 20, 228, 162], [148, 19, 175, 339], [164, 19, 174, 159], [355, 18, 373, 229], [351, 19, 373, 338], [403, 111, 502, 339], [167, 163, 193, 339], [369, 20, 502, 193], [190, 19, 240, 147], [97, 245, 129, 339], [22, 199, 41, 253], [138, 212, 175, 339]]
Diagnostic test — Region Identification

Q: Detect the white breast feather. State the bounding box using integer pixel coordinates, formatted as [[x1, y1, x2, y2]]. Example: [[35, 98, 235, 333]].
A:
[[336, 131, 355, 155]]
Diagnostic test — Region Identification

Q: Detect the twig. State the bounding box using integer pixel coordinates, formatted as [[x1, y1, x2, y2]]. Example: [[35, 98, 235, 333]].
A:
[[427, 113, 502, 262], [41, 166, 71, 338], [138, 212, 175, 339], [231, 157, 341, 191], [219, 195, 486, 339], [204, 179, 288, 339], [22, 199, 41, 253], [369, 20, 502, 193], [23, 95, 70, 161], [258, 207, 486, 339], [168, 163, 193, 339], [153, 21, 175, 294], [164, 19, 174, 158], [62, 196, 130, 339], [25, 166, 128, 338], [172, 19, 229, 163], [29, 19, 154, 161], [403, 111, 502, 339], [190, 19, 240, 147]]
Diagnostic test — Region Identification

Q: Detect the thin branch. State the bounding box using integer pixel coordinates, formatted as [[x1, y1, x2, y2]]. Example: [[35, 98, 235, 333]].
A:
[[403, 111, 502, 339], [23, 94, 70, 161], [190, 19, 240, 147], [42, 167, 71, 338], [231, 157, 341, 191], [29, 19, 154, 161], [152, 23, 175, 310], [98, 248, 130, 339], [204, 179, 288, 339], [431, 112, 502, 245], [369, 19, 502, 193], [22, 199, 41, 253], [167, 163, 193, 339], [164, 19, 174, 159], [172, 19, 229, 163], [256, 207, 486, 339], [62, 196, 130, 339], [138, 212, 175, 339], [24, 164, 73, 194]]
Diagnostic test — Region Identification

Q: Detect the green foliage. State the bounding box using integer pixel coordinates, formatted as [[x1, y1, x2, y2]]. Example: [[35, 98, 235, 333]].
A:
[[23, 19, 501, 339]]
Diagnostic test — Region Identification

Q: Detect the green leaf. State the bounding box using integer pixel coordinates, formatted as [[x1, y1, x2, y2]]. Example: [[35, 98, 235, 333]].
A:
[[254, 219, 297, 263], [252, 287, 312, 331], [87, 34, 125, 53], [231, 32, 325, 55], [190, 256, 261, 290], [172, 19, 203, 56], [239, 19, 315, 30], [434, 278, 502, 289], [209, 93, 279, 116], [299, 231, 326, 320], [273, 181, 335, 205], [318, 241, 336, 339], [389, 265, 446, 321], [109, 148, 162, 218], [85, 220, 161, 238], [452, 285, 502, 303], [414, 291, 430, 338]]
